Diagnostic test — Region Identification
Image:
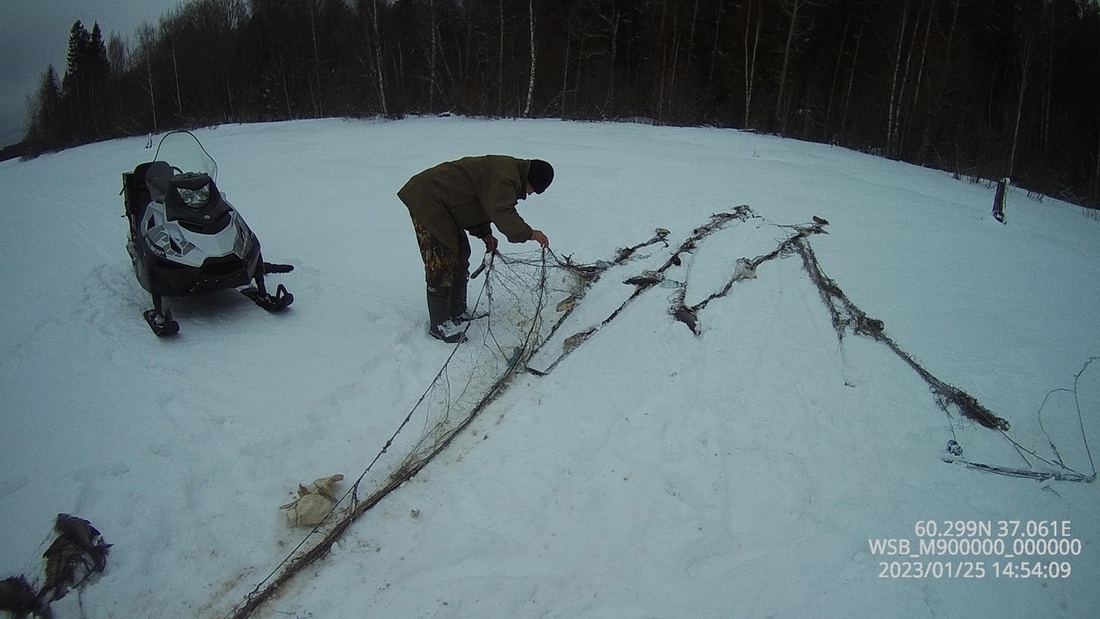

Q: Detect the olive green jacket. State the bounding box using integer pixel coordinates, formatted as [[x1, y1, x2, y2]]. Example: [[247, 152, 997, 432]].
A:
[[398, 155, 534, 253]]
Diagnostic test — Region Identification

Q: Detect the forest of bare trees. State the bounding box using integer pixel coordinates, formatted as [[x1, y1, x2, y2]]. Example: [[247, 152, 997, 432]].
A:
[[21, 0, 1100, 208]]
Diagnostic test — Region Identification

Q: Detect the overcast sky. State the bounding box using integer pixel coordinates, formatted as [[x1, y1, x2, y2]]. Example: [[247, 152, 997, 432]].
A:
[[0, 0, 183, 147]]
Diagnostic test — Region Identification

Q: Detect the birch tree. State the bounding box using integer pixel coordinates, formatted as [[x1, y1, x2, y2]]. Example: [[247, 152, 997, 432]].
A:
[[742, 0, 762, 127], [523, 0, 537, 116]]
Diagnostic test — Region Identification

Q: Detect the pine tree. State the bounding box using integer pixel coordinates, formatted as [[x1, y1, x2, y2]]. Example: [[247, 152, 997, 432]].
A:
[[62, 20, 92, 134], [26, 65, 63, 149], [60, 20, 111, 139]]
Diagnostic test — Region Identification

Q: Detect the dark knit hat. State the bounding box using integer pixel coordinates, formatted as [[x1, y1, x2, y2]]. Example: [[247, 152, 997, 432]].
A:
[[527, 159, 554, 194]]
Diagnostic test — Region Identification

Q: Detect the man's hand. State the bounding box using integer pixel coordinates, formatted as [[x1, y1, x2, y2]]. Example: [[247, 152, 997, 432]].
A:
[[530, 230, 549, 248], [483, 235, 499, 253]]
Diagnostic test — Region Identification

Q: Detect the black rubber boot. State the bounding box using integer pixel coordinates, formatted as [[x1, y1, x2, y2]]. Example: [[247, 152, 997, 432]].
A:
[[450, 273, 469, 322], [427, 286, 466, 343]]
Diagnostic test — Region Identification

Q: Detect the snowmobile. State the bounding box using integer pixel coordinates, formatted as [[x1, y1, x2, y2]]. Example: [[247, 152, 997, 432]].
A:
[[121, 130, 293, 336]]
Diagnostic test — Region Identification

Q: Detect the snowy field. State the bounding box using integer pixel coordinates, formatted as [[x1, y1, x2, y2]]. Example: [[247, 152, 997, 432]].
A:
[[1, 117, 1098, 618]]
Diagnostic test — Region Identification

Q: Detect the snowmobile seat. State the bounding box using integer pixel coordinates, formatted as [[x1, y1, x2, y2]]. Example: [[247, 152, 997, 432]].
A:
[[124, 162, 155, 220], [144, 160, 174, 203]]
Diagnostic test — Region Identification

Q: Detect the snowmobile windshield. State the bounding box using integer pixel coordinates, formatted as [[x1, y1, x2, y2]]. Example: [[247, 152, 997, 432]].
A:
[[151, 130, 218, 182]]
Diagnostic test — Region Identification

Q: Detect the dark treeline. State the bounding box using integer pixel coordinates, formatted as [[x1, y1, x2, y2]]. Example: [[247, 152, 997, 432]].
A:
[[21, 0, 1100, 207]]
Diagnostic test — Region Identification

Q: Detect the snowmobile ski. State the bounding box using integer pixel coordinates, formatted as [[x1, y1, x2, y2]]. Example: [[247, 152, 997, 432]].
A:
[[263, 262, 295, 274], [241, 283, 294, 312], [143, 309, 180, 337]]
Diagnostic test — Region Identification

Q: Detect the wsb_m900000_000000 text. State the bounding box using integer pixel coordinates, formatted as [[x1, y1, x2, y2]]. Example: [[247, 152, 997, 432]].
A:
[[868, 520, 1082, 579]]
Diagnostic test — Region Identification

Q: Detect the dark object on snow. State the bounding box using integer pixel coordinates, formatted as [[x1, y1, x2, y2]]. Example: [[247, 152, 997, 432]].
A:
[[992, 178, 1008, 224], [672, 306, 698, 334], [0, 575, 52, 619], [40, 514, 111, 603], [121, 130, 293, 336], [53, 514, 111, 572], [615, 228, 670, 262], [947, 440, 963, 457], [624, 270, 664, 287], [858, 316, 885, 335]]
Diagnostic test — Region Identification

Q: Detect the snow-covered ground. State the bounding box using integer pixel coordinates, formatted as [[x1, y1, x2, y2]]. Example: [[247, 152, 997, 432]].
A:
[[1, 117, 1098, 618]]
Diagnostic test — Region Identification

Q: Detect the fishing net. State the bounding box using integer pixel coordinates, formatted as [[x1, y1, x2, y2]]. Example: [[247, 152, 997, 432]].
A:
[[227, 207, 1095, 619]]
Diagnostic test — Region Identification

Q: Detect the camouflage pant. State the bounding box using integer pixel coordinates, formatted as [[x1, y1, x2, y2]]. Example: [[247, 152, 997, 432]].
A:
[[411, 216, 470, 291]]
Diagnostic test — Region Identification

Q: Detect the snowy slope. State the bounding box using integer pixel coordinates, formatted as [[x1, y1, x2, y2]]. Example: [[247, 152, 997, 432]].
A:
[[0, 117, 1097, 618]]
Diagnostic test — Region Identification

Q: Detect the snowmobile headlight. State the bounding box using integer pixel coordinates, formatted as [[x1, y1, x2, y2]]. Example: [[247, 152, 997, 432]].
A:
[[177, 184, 211, 208]]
